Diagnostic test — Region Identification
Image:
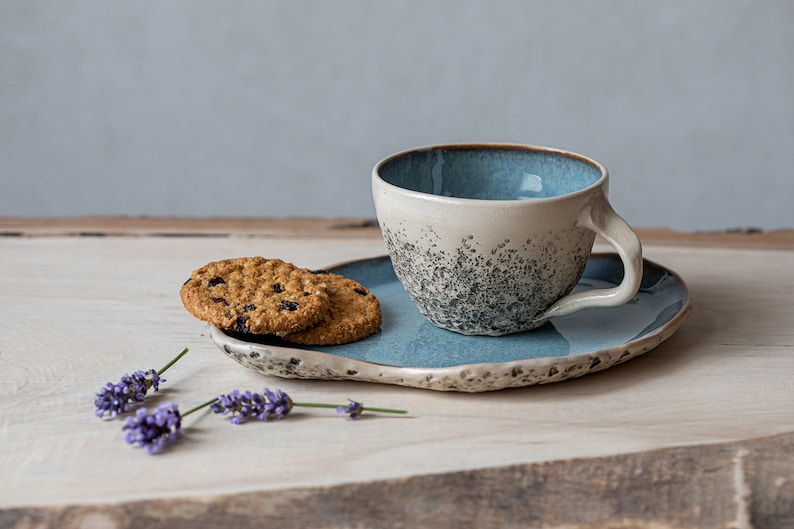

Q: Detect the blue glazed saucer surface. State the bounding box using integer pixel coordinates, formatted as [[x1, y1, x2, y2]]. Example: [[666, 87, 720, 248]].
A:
[[210, 254, 692, 392]]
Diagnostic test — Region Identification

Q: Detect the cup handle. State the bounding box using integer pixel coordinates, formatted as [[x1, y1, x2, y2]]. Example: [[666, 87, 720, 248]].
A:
[[539, 191, 643, 321]]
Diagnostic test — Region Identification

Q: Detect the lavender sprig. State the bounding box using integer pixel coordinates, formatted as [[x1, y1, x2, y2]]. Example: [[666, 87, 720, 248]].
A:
[[295, 399, 402, 419], [211, 387, 407, 423], [123, 402, 183, 454], [94, 347, 189, 418], [121, 397, 216, 454], [210, 388, 293, 424], [122, 388, 406, 455]]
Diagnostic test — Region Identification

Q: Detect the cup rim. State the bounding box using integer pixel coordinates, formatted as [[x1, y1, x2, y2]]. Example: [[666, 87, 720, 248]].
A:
[[372, 143, 609, 204]]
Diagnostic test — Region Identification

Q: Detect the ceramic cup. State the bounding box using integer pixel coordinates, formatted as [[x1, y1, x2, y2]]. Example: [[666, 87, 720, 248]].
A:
[[372, 143, 643, 336]]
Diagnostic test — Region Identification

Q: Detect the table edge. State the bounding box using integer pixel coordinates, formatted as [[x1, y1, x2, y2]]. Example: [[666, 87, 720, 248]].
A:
[[3, 430, 792, 527], [1, 216, 792, 250]]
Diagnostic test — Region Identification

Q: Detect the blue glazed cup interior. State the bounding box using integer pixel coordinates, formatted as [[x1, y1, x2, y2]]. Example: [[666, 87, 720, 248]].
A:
[[377, 145, 604, 200]]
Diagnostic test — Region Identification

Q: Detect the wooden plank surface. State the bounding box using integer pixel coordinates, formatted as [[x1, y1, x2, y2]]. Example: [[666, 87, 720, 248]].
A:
[[1, 219, 794, 527], [1, 216, 793, 249], [0, 216, 382, 239]]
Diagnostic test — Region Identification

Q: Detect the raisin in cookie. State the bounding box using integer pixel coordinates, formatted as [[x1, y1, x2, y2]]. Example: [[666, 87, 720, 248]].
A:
[[180, 257, 330, 336], [282, 272, 381, 345]]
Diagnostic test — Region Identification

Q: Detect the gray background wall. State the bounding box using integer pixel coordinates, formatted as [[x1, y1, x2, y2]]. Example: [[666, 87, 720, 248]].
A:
[[2, 0, 792, 231]]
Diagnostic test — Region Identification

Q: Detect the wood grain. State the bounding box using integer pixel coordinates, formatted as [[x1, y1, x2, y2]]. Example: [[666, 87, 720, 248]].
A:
[[1, 216, 792, 249], [0, 216, 382, 239], [3, 432, 793, 528], [1, 220, 793, 527]]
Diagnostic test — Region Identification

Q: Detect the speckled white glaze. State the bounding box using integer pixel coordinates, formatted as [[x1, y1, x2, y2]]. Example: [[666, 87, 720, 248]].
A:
[[372, 144, 643, 336]]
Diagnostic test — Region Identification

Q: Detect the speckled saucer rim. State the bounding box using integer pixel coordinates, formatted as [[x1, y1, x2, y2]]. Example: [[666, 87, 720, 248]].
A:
[[209, 254, 693, 392]]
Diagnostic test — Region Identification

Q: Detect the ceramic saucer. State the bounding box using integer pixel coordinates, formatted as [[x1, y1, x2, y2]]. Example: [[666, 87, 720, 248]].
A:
[[209, 254, 692, 392]]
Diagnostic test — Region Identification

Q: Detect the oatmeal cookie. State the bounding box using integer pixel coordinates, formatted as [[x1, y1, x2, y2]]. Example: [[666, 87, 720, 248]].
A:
[[180, 257, 330, 336], [282, 272, 381, 345]]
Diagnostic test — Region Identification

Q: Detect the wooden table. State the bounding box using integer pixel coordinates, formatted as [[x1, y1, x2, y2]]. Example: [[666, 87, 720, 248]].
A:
[[1, 217, 793, 529]]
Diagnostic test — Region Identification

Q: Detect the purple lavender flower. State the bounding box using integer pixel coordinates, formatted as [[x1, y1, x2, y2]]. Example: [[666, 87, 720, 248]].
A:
[[122, 403, 183, 454], [211, 388, 294, 424], [210, 389, 256, 424], [94, 369, 162, 418], [262, 388, 293, 420], [93, 347, 188, 419], [336, 400, 364, 419]]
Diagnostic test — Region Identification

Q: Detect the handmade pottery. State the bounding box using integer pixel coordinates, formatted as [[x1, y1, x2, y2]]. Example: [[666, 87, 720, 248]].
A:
[[372, 144, 643, 336], [210, 254, 691, 392]]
